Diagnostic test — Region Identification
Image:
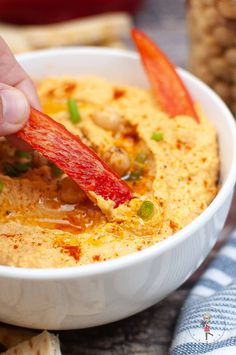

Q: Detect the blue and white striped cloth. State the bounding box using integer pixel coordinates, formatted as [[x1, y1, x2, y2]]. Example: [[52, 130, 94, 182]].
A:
[[171, 231, 236, 354]]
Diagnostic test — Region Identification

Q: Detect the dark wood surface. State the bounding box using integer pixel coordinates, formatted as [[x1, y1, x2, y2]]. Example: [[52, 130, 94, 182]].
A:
[[59, 1, 236, 354]]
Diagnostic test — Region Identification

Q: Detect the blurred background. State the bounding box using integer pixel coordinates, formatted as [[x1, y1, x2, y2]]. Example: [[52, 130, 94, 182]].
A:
[[1, 0, 236, 116], [0, 0, 188, 66], [0, 0, 144, 24]]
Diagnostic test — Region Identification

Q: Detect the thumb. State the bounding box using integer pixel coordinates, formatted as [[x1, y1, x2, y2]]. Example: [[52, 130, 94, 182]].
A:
[[0, 84, 29, 136]]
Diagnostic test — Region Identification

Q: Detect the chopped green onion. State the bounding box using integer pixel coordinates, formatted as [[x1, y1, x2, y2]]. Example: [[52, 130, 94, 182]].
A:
[[3, 162, 31, 177], [0, 180, 4, 192], [135, 152, 147, 164], [16, 151, 31, 159], [122, 168, 144, 181], [129, 169, 143, 181], [51, 163, 63, 177], [14, 163, 31, 172], [137, 200, 155, 220], [67, 98, 81, 124], [3, 163, 20, 177], [151, 131, 163, 142]]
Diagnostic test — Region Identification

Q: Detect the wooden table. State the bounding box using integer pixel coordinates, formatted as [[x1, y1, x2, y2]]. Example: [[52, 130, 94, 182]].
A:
[[60, 1, 236, 354]]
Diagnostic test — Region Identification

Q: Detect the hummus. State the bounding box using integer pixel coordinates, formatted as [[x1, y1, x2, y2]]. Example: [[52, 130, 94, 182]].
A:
[[0, 77, 219, 268]]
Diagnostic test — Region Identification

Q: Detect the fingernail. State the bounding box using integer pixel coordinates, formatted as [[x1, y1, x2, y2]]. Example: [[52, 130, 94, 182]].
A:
[[0, 88, 29, 136], [0, 89, 29, 125]]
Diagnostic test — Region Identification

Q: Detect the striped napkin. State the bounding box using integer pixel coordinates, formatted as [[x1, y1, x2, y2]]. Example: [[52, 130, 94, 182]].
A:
[[171, 231, 236, 355]]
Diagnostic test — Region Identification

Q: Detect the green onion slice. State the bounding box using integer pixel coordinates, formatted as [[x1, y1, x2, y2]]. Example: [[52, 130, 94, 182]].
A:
[[122, 168, 143, 181], [151, 131, 163, 141], [67, 98, 81, 124], [3, 162, 31, 177], [137, 200, 155, 220], [16, 151, 31, 159], [51, 163, 63, 177], [14, 163, 31, 172], [3, 163, 20, 177], [0, 180, 4, 192], [135, 152, 147, 164]]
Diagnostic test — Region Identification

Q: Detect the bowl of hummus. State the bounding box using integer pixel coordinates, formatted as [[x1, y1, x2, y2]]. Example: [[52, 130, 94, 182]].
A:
[[0, 47, 235, 330]]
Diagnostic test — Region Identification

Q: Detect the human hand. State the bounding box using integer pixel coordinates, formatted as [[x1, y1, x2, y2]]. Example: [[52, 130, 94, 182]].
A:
[[0, 37, 40, 146]]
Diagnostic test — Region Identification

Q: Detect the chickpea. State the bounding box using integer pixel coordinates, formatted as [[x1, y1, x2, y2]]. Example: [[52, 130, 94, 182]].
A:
[[196, 16, 212, 32], [216, 0, 236, 19], [59, 177, 86, 204], [204, 36, 216, 46], [202, 0, 215, 6], [92, 108, 121, 132], [209, 57, 230, 80], [191, 0, 204, 10], [192, 65, 215, 85], [192, 42, 221, 63], [213, 26, 235, 47], [203, 37, 222, 56], [191, 45, 208, 63], [203, 7, 222, 26], [37, 165, 52, 179], [213, 81, 231, 103], [103, 147, 131, 176], [33, 151, 48, 167], [225, 48, 236, 66]]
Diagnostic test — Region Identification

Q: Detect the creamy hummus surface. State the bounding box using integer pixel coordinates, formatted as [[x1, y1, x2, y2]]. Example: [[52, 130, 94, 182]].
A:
[[0, 77, 219, 268]]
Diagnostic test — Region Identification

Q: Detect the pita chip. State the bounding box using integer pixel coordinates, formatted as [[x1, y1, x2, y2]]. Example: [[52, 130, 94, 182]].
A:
[[1, 330, 61, 355]]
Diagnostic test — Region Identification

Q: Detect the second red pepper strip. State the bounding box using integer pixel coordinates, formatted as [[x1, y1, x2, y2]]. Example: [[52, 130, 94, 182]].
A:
[[132, 29, 199, 123], [17, 108, 133, 208]]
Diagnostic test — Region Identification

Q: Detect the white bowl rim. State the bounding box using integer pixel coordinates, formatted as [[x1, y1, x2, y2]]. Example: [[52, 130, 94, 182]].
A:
[[0, 46, 236, 280]]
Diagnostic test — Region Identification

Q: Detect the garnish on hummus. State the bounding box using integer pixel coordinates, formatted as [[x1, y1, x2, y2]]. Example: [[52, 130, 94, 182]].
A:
[[132, 29, 199, 122], [67, 97, 81, 124], [151, 131, 164, 142], [0, 31, 219, 268], [137, 201, 155, 220], [17, 107, 133, 208], [0, 74, 219, 267]]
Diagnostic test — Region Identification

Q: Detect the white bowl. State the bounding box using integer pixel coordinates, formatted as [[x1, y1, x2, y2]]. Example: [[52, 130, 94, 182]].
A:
[[0, 48, 235, 330]]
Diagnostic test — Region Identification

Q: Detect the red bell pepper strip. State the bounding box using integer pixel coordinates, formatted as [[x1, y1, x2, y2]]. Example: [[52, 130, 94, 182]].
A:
[[17, 108, 133, 208], [132, 29, 199, 123]]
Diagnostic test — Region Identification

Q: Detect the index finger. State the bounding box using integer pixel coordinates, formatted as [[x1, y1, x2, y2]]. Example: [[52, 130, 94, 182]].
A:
[[0, 36, 40, 109]]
